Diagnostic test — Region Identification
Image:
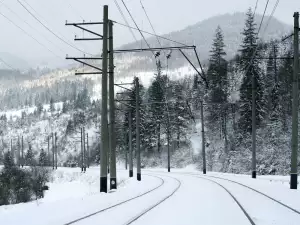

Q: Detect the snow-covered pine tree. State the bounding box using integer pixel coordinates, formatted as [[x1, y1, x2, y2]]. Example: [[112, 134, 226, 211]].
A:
[[39, 149, 47, 167], [25, 144, 35, 166], [238, 8, 266, 133]]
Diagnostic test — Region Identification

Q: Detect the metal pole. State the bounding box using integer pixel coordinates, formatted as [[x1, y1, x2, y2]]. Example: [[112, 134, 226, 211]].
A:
[[129, 111, 133, 177], [21, 136, 24, 168], [135, 77, 141, 181], [100, 5, 109, 193], [167, 117, 170, 172], [52, 132, 55, 170], [125, 148, 128, 170], [109, 20, 117, 190], [55, 132, 57, 169], [17, 136, 20, 167], [81, 127, 83, 172], [87, 133, 89, 168], [251, 60, 257, 179], [200, 101, 206, 174], [47, 135, 50, 167], [290, 12, 299, 189], [83, 127, 86, 172]]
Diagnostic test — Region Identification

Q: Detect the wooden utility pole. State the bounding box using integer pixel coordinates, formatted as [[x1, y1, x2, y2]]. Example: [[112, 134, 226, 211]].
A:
[[251, 56, 257, 179], [47, 135, 50, 167], [135, 77, 141, 181], [109, 19, 117, 189], [200, 101, 206, 174], [129, 111, 133, 177], [17, 136, 20, 167], [290, 12, 299, 189], [100, 5, 109, 193]]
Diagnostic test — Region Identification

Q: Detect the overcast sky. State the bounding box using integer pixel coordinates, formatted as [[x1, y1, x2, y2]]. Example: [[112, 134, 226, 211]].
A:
[[0, 0, 298, 68]]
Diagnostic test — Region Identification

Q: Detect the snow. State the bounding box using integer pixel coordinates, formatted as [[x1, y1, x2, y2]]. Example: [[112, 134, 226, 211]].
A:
[[1, 167, 300, 225]]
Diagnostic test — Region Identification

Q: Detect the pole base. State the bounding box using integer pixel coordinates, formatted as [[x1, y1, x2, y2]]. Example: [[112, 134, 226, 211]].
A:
[[290, 173, 298, 189], [252, 171, 256, 178], [110, 178, 117, 190], [137, 173, 141, 181], [129, 170, 133, 177], [100, 177, 107, 193], [168, 167, 170, 172], [203, 168, 206, 174]]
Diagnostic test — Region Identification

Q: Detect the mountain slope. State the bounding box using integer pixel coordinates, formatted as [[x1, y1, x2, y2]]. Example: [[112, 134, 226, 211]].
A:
[[121, 12, 291, 63]]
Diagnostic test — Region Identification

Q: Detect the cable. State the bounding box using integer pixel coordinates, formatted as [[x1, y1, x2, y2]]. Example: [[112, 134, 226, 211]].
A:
[[120, 0, 155, 55], [0, 0, 65, 54], [0, 58, 18, 71], [139, 0, 164, 51], [257, 0, 270, 34], [16, 0, 93, 56], [66, 0, 84, 21], [253, 0, 259, 16], [113, 0, 138, 43], [0, 10, 62, 60], [262, 0, 280, 34], [113, 20, 187, 47]]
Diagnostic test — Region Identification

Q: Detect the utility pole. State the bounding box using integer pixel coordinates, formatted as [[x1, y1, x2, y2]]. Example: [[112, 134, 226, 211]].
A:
[[252, 65, 257, 179], [109, 19, 117, 190], [290, 12, 299, 189], [167, 116, 171, 172], [83, 127, 86, 172], [135, 77, 141, 181], [52, 132, 55, 170], [55, 132, 57, 169], [100, 5, 109, 193], [86, 133, 89, 168], [129, 111, 133, 177], [200, 101, 206, 174], [21, 136, 24, 168], [17, 136, 20, 167], [47, 135, 50, 167], [81, 127, 83, 172], [10, 139, 13, 162]]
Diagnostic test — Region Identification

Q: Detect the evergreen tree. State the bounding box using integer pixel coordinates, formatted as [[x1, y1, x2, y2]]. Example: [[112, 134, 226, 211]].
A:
[[50, 97, 55, 112], [25, 144, 35, 166], [39, 149, 47, 167], [238, 8, 266, 133], [62, 101, 68, 113], [36, 102, 43, 115]]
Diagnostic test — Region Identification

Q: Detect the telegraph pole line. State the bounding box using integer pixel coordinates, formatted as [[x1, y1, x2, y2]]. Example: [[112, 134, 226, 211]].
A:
[[290, 12, 299, 189], [109, 19, 117, 190], [200, 101, 206, 174], [100, 5, 109, 193], [135, 77, 141, 181], [17, 136, 20, 167], [129, 111, 133, 177]]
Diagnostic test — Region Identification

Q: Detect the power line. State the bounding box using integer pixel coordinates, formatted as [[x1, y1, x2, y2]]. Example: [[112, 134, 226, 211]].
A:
[[16, 0, 93, 56], [253, 0, 259, 16], [257, 0, 270, 34], [139, 0, 163, 50], [113, 20, 187, 46], [120, 0, 155, 55], [66, 0, 84, 21], [113, 0, 138, 43], [0, 0, 65, 54], [0, 10, 62, 59], [0, 58, 18, 71], [262, 0, 280, 34]]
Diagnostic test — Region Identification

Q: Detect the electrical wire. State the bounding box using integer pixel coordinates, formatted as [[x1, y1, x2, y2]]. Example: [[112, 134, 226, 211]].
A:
[[113, 0, 138, 43], [113, 20, 187, 47], [16, 0, 93, 56], [120, 0, 155, 56], [262, 0, 280, 35], [253, 0, 259, 16], [139, 0, 164, 52], [0, 0, 65, 54], [0, 10, 63, 60], [66, 0, 84, 21]]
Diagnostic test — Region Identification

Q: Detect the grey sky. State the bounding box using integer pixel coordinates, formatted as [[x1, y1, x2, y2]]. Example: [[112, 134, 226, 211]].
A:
[[0, 0, 298, 68]]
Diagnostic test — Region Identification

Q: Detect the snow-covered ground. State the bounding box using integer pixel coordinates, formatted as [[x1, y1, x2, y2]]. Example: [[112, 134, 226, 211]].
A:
[[1, 166, 300, 225]]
